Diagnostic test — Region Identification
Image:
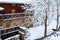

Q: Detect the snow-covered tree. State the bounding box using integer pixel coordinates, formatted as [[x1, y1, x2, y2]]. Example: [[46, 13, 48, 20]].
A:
[[24, 0, 60, 40]]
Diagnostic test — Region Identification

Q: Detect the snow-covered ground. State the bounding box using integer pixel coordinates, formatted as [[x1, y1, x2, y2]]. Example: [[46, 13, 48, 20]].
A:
[[24, 20, 56, 40], [50, 35, 60, 40], [24, 26, 45, 40], [42, 31, 60, 40], [24, 22, 55, 40], [24, 26, 60, 40], [24, 0, 60, 40]]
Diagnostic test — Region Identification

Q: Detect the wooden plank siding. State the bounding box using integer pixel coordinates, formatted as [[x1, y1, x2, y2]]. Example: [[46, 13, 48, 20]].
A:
[[0, 3, 25, 14], [0, 3, 33, 28]]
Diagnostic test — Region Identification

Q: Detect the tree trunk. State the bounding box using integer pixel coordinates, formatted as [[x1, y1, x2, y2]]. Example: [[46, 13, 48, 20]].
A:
[[56, 4, 59, 31], [44, 13, 47, 38]]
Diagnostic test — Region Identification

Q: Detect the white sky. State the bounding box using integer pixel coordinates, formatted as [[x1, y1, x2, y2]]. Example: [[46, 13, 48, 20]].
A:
[[0, 0, 30, 3]]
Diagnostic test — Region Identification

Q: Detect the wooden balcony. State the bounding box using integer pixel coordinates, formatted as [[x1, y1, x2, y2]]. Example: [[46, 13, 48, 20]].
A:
[[0, 26, 26, 40], [0, 13, 33, 21]]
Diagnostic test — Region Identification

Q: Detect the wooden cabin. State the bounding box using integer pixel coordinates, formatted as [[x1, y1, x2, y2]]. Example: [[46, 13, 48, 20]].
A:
[[0, 2, 33, 40], [0, 3, 33, 28]]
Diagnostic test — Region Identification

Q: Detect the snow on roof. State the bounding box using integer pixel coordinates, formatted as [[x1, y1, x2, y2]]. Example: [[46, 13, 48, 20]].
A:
[[0, 0, 30, 4], [0, 7, 4, 11]]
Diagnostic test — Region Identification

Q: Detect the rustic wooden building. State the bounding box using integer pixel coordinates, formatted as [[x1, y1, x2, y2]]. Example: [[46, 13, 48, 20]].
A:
[[0, 3, 33, 28], [0, 1, 33, 40]]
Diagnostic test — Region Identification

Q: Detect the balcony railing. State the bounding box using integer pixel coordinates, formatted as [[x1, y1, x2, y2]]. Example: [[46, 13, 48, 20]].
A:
[[0, 13, 33, 21]]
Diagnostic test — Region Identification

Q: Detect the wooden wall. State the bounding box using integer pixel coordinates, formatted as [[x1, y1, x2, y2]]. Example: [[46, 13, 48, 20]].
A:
[[1, 18, 25, 28], [0, 3, 33, 28], [1, 17, 33, 28], [0, 3, 25, 14]]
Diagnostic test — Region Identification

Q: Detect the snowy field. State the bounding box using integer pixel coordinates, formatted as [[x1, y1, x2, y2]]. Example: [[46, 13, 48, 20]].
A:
[[24, 19, 57, 40], [24, 26, 60, 40], [42, 31, 60, 40]]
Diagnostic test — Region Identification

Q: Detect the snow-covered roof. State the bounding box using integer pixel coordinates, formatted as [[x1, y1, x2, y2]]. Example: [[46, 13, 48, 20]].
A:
[[0, 0, 30, 4], [0, 7, 4, 11]]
